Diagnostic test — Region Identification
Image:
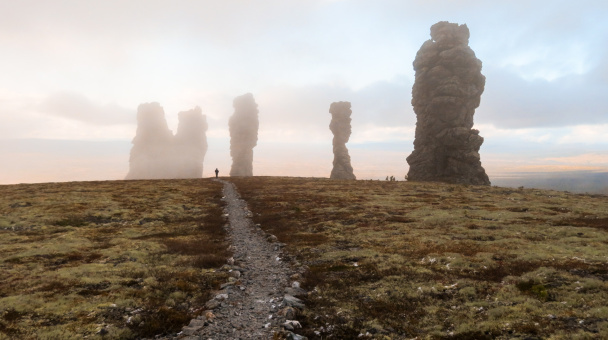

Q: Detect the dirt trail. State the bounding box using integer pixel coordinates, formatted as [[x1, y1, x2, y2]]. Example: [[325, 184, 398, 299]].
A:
[[188, 179, 301, 339]]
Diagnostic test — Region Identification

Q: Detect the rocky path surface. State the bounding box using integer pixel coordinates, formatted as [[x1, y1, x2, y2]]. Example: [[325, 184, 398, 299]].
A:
[[177, 179, 307, 340]]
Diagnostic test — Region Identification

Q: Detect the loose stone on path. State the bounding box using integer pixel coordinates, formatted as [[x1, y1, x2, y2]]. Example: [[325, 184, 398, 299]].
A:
[[183, 179, 307, 340]]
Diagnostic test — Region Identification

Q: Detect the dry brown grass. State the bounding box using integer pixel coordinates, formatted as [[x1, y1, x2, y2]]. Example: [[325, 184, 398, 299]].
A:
[[230, 177, 608, 339], [0, 179, 229, 339]]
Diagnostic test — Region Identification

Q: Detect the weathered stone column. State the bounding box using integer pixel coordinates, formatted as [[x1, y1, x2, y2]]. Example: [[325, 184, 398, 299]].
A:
[[329, 101, 356, 180], [229, 93, 259, 177], [125, 102, 175, 179], [174, 106, 208, 178], [406, 21, 490, 185]]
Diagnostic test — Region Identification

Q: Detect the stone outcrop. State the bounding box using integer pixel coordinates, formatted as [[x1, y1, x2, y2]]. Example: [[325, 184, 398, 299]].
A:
[[174, 106, 208, 178], [125, 102, 175, 179], [125, 103, 208, 180], [229, 93, 259, 177], [329, 101, 356, 180], [406, 21, 490, 185]]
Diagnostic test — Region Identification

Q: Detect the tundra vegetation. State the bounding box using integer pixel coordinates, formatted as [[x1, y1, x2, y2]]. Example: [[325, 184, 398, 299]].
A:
[[2, 177, 607, 339], [0, 179, 229, 339], [230, 177, 608, 339]]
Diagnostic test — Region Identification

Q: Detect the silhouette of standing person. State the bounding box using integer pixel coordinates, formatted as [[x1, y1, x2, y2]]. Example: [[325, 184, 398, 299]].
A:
[[215, 168, 219, 178]]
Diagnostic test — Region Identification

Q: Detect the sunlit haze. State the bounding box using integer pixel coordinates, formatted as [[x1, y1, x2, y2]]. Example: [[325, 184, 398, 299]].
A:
[[1, 1, 607, 192]]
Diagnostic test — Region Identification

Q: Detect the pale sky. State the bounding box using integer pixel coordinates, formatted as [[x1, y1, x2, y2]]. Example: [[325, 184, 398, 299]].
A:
[[1, 0, 607, 185]]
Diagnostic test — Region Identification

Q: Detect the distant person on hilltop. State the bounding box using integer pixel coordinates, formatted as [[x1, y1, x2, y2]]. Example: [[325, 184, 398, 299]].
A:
[[215, 168, 219, 178]]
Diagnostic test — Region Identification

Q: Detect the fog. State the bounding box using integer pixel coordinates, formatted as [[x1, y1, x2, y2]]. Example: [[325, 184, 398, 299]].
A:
[[229, 93, 259, 177], [125, 103, 208, 179], [492, 172, 608, 195], [0, 1, 606, 191]]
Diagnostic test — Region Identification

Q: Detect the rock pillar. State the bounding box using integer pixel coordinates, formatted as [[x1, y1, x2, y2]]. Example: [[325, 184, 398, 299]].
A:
[[174, 106, 208, 178], [406, 21, 490, 185], [125, 102, 175, 179], [229, 93, 259, 177], [329, 101, 356, 180]]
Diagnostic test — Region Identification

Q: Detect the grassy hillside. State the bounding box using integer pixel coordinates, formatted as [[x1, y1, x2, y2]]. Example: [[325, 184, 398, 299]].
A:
[[0, 179, 229, 339], [230, 177, 608, 339], [2, 177, 607, 339]]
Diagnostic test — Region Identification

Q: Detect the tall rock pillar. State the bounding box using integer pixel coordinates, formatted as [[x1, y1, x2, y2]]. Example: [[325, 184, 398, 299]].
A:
[[329, 101, 356, 180], [125, 102, 175, 179], [174, 106, 208, 178], [229, 93, 259, 177], [406, 21, 490, 185]]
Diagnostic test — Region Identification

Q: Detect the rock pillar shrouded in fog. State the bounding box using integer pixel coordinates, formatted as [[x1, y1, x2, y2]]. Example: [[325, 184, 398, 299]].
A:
[[174, 106, 208, 178], [125, 103, 208, 179], [329, 101, 356, 180], [406, 21, 490, 185], [125, 103, 174, 179], [229, 93, 259, 177]]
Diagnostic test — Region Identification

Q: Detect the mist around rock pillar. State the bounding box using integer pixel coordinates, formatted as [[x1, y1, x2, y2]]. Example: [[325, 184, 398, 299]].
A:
[[174, 106, 208, 178], [329, 101, 356, 180], [229, 93, 259, 177], [125, 103, 208, 180], [406, 21, 490, 186]]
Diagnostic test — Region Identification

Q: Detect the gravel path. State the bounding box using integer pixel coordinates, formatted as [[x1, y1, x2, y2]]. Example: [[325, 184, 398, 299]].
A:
[[183, 179, 305, 340]]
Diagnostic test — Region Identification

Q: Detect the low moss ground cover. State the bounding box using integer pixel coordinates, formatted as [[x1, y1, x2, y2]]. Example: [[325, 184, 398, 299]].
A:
[[230, 177, 608, 339], [0, 179, 229, 340]]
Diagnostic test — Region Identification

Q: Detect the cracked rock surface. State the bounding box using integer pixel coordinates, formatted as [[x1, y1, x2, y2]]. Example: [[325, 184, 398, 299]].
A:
[[406, 21, 490, 186]]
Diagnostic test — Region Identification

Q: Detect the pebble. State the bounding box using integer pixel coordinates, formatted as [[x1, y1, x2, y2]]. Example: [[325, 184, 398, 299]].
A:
[[194, 180, 306, 339], [286, 332, 309, 340], [285, 287, 307, 297], [278, 307, 298, 319], [283, 295, 305, 309]]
